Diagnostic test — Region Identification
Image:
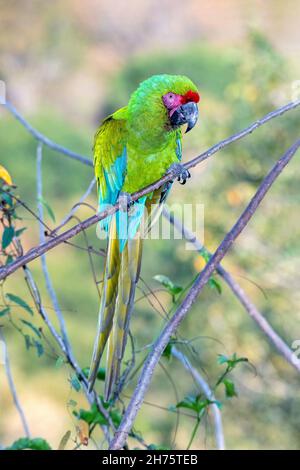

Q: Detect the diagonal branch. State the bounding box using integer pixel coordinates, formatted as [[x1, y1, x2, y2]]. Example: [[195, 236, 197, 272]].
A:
[[109, 139, 300, 449], [0, 100, 299, 282], [163, 207, 300, 374], [3, 101, 92, 167]]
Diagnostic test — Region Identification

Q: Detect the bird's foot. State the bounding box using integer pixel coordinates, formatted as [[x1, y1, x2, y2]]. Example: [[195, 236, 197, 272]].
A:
[[118, 192, 134, 212], [167, 163, 191, 185]]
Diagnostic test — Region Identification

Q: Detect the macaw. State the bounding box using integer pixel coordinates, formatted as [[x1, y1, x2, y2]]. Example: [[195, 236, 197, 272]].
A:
[[89, 74, 200, 399]]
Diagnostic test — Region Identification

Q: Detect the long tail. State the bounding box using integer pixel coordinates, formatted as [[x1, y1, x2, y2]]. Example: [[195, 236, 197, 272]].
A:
[[88, 215, 143, 400]]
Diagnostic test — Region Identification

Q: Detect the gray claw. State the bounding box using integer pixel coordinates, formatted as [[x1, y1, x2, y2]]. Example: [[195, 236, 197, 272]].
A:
[[167, 163, 191, 185]]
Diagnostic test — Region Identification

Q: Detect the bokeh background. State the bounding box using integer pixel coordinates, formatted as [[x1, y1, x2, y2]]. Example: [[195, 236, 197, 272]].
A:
[[0, 0, 300, 450]]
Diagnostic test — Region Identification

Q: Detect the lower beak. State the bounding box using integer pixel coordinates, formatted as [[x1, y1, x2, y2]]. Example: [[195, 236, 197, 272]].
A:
[[170, 101, 199, 133]]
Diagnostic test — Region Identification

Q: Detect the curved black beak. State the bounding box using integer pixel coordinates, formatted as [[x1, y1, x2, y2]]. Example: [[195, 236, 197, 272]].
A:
[[170, 101, 199, 133]]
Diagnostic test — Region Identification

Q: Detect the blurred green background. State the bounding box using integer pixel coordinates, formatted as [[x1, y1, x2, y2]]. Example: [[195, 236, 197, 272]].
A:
[[0, 0, 300, 450]]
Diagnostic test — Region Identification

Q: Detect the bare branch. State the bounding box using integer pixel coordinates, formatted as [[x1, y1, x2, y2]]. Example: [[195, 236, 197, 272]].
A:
[[3, 101, 92, 167], [163, 207, 300, 374], [109, 139, 300, 449], [171, 346, 225, 450], [36, 143, 71, 351], [0, 100, 299, 282], [0, 328, 31, 438]]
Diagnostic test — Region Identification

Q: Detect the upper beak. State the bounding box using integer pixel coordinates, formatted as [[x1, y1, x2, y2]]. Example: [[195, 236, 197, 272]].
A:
[[170, 101, 199, 133]]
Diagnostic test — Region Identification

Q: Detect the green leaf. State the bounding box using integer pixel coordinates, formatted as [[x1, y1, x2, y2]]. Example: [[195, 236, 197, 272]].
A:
[[217, 354, 229, 365], [223, 378, 238, 398], [0, 307, 10, 317], [70, 374, 81, 392], [209, 276, 222, 294], [20, 320, 41, 338], [58, 430, 71, 450], [175, 395, 214, 415], [162, 341, 173, 360], [2, 226, 14, 250], [81, 366, 106, 381], [15, 227, 27, 237], [74, 403, 107, 426], [6, 437, 52, 451], [38, 196, 56, 223], [55, 356, 65, 368], [6, 293, 34, 315], [67, 399, 77, 408], [153, 274, 183, 300]]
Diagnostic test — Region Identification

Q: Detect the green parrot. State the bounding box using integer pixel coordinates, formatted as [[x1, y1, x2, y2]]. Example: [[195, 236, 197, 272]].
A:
[[89, 74, 200, 399]]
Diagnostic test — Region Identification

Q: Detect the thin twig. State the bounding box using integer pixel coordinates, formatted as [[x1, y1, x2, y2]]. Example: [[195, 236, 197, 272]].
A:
[[163, 207, 300, 374], [0, 100, 299, 281], [171, 346, 225, 450], [3, 101, 92, 167], [0, 328, 31, 438], [36, 143, 71, 351], [109, 139, 300, 449], [53, 178, 96, 234]]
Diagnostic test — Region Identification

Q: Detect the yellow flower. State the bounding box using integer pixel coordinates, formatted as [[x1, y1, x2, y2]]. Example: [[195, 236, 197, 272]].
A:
[[0, 165, 13, 186]]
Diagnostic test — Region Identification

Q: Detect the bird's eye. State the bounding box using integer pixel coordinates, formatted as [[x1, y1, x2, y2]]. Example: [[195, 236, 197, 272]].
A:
[[169, 93, 173, 99]]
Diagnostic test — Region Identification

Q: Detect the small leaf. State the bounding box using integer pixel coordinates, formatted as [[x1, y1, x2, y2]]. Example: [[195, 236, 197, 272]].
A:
[[0, 307, 10, 317], [74, 403, 107, 426], [162, 341, 173, 360], [58, 430, 71, 450], [223, 379, 238, 398], [15, 227, 27, 237], [38, 196, 56, 222], [217, 354, 229, 365], [21, 320, 41, 338], [55, 356, 65, 368], [70, 374, 81, 392], [6, 437, 51, 451], [153, 274, 183, 300], [6, 293, 34, 315], [2, 226, 14, 250], [67, 399, 77, 408], [209, 277, 222, 294], [81, 366, 105, 381]]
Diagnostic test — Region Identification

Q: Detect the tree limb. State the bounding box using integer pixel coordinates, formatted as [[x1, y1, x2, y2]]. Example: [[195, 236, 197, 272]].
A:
[[109, 139, 300, 449], [163, 207, 300, 374], [0, 100, 299, 282]]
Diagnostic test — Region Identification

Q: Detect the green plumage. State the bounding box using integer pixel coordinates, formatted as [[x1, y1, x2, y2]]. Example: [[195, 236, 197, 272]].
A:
[[89, 74, 199, 399]]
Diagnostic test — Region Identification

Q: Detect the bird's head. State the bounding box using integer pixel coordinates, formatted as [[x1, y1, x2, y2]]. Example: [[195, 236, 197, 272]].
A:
[[127, 74, 200, 150]]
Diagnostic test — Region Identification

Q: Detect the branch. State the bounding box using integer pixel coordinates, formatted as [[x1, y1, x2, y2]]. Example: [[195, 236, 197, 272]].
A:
[[0, 328, 31, 438], [0, 100, 299, 282], [3, 101, 92, 167], [163, 207, 300, 374], [23, 265, 114, 443], [109, 139, 300, 449], [36, 143, 71, 351], [172, 346, 225, 450]]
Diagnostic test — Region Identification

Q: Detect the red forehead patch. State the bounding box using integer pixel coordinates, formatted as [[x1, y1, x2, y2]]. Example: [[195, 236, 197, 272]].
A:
[[182, 90, 200, 104]]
